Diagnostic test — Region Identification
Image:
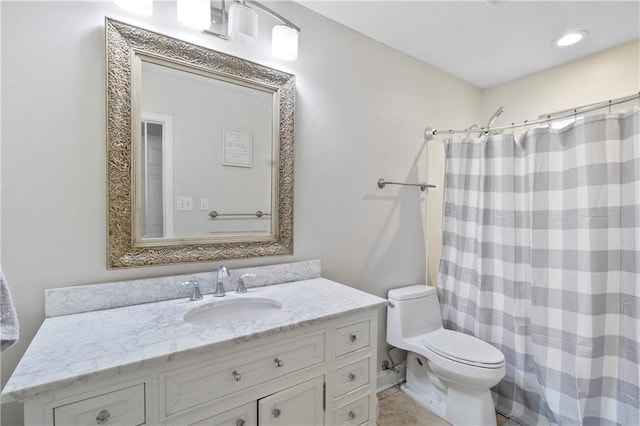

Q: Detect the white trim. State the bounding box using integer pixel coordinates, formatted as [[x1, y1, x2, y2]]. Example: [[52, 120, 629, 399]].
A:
[[376, 362, 406, 393]]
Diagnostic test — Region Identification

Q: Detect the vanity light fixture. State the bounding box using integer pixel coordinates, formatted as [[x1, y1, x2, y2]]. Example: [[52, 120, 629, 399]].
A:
[[117, 0, 300, 60], [205, 0, 300, 60], [554, 30, 588, 47]]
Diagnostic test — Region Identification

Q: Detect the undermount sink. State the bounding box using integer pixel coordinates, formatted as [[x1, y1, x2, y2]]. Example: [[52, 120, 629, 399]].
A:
[[183, 297, 283, 326]]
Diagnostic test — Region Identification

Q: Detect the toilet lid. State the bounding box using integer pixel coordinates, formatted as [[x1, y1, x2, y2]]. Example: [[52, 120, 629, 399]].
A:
[[388, 285, 435, 300], [422, 329, 505, 368]]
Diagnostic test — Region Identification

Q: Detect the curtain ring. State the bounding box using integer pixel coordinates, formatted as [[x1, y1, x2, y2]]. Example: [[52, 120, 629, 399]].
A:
[[608, 99, 612, 114], [465, 124, 478, 139]]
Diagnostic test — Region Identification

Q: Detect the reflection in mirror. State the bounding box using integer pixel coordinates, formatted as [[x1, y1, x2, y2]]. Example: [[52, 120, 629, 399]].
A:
[[106, 18, 295, 268], [137, 60, 275, 240]]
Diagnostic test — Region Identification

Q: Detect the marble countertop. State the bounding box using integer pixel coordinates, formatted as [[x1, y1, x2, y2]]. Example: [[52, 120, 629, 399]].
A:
[[1, 278, 386, 402]]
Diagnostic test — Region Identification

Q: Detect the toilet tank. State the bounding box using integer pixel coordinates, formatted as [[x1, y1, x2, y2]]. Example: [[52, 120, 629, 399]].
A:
[[387, 285, 442, 349]]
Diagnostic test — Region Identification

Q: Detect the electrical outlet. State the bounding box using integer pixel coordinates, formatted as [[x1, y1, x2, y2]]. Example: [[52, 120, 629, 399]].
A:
[[177, 196, 193, 211], [200, 198, 209, 210]]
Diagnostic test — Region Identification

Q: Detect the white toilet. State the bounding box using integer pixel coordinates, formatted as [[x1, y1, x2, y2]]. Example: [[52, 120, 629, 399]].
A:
[[387, 285, 506, 426]]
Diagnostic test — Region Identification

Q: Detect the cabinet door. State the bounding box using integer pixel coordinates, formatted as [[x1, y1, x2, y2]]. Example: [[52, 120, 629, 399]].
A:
[[166, 401, 257, 426], [258, 376, 324, 426]]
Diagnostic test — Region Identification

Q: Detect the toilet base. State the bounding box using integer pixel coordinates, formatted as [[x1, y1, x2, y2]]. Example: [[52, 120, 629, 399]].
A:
[[401, 382, 447, 420], [404, 352, 498, 426], [402, 352, 447, 418]]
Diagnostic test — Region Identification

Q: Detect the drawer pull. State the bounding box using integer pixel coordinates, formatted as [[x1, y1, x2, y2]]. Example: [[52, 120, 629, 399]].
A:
[[236, 419, 246, 426], [96, 409, 111, 425], [274, 358, 284, 368], [348, 373, 357, 382], [349, 334, 357, 342], [272, 408, 282, 418], [232, 370, 242, 382], [348, 410, 356, 420]]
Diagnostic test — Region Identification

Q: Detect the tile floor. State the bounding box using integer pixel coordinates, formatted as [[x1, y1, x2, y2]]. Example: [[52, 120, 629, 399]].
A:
[[377, 385, 449, 426], [377, 385, 513, 426]]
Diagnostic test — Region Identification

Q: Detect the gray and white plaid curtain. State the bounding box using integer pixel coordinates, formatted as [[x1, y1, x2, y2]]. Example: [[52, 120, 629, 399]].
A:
[[437, 108, 639, 425]]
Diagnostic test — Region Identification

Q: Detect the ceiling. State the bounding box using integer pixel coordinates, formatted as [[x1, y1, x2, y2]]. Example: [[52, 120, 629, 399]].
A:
[[297, 1, 640, 89]]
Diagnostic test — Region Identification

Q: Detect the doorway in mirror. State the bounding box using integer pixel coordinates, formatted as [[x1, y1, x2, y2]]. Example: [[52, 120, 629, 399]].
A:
[[141, 113, 174, 238]]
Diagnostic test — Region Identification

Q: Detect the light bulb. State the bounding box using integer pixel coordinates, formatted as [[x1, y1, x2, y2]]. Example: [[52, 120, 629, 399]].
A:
[[113, 0, 153, 16], [272, 25, 298, 61], [177, 0, 211, 29], [228, 2, 258, 44]]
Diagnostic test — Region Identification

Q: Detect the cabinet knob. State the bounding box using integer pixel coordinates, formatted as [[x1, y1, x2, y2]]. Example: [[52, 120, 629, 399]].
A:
[[95, 409, 111, 425], [348, 373, 356, 382], [236, 419, 246, 426], [274, 358, 284, 368], [272, 407, 282, 418], [349, 334, 357, 342], [348, 410, 356, 420], [232, 370, 242, 381]]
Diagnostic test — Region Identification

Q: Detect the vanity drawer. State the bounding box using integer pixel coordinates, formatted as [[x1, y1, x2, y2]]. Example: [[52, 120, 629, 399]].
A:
[[333, 394, 370, 426], [164, 332, 325, 416], [333, 357, 370, 398], [53, 383, 145, 426], [334, 321, 370, 357]]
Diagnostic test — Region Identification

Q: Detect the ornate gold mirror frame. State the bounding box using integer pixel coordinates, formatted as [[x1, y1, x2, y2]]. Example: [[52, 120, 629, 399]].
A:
[[106, 18, 295, 268]]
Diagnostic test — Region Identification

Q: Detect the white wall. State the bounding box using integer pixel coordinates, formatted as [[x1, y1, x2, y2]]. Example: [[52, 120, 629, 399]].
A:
[[426, 40, 640, 286], [481, 40, 640, 132], [0, 2, 481, 423]]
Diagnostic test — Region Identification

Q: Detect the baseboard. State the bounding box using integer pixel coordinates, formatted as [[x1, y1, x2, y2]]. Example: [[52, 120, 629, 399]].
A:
[[376, 361, 406, 393]]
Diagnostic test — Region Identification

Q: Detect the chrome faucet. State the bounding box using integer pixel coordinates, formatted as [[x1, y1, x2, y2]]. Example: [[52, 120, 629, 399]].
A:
[[214, 265, 230, 297]]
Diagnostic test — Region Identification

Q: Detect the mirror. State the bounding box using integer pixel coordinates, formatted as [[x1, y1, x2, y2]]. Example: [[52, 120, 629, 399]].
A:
[[106, 18, 295, 268], [137, 59, 276, 239]]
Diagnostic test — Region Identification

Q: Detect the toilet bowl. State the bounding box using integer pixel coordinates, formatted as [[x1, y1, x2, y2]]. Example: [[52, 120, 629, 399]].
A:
[[387, 285, 506, 426]]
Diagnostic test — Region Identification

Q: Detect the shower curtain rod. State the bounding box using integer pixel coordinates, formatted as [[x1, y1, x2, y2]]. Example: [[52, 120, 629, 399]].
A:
[[424, 91, 640, 140]]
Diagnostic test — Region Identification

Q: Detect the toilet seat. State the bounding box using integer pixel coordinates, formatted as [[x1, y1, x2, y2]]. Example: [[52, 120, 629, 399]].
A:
[[422, 329, 505, 369]]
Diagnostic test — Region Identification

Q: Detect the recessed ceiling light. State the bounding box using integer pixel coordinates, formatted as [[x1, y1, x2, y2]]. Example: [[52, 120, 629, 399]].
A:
[[554, 30, 588, 47]]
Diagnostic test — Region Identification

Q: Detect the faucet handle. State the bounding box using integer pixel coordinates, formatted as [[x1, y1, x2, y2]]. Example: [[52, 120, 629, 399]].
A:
[[237, 274, 256, 294], [181, 280, 203, 301]]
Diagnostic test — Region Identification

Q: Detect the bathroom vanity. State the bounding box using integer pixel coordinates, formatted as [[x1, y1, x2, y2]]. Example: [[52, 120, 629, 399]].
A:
[[1, 262, 386, 425]]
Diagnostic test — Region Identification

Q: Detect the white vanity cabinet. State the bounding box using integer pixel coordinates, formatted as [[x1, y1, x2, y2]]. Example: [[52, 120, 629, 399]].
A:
[[20, 311, 379, 426]]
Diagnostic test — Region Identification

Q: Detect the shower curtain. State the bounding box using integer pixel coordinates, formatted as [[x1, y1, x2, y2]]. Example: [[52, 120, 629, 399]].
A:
[[437, 108, 640, 425]]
